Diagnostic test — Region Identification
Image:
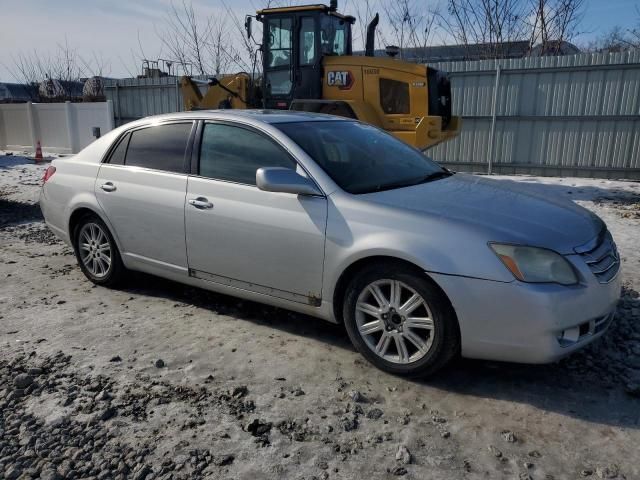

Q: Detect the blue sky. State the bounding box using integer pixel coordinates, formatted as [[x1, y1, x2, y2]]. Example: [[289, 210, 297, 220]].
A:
[[583, 0, 638, 35], [0, 0, 637, 82]]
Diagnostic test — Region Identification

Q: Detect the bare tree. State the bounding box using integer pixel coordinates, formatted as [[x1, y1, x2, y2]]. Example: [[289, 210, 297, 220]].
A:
[[631, 7, 640, 47], [404, 2, 440, 56], [438, 0, 530, 58], [156, 0, 217, 75], [49, 37, 87, 83], [79, 52, 111, 78], [350, 0, 379, 52], [219, 0, 262, 75], [6, 52, 42, 88], [526, 0, 586, 54], [8, 42, 83, 86], [5, 38, 109, 101], [379, 0, 440, 59], [156, 0, 260, 77], [436, 0, 585, 58], [586, 6, 640, 52], [208, 17, 232, 76], [586, 25, 640, 52]]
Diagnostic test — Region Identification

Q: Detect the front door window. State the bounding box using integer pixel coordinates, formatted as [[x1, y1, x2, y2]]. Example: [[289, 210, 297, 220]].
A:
[[199, 123, 296, 184]]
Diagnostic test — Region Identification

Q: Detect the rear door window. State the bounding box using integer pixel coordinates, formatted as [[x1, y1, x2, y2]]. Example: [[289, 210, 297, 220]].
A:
[[107, 133, 130, 165], [199, 123, 296, 185], [124, 122, 193, 173]]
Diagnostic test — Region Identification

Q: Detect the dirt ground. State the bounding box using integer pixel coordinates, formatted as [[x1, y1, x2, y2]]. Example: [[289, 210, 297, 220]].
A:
[[1, 152, 639, 480]]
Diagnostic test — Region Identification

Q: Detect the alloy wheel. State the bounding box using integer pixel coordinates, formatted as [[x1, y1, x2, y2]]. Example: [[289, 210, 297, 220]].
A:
[[78, 222, 112, 278], [355, 279, 435, 364]]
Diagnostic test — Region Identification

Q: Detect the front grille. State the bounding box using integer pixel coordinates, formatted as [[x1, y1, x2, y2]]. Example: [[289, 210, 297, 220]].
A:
[[576, 230, 620, 284]]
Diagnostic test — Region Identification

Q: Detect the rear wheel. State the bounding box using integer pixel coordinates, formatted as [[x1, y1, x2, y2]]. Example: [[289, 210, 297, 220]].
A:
[[343, 263, 459, 377], [73, 214, 125, 287]]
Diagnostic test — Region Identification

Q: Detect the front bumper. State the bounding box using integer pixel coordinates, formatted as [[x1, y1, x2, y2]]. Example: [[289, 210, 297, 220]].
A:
[[430, 260, 621, 364]]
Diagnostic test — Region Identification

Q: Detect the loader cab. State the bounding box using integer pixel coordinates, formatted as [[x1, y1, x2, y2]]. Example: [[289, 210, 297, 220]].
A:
[[256, 4, 354, 109]]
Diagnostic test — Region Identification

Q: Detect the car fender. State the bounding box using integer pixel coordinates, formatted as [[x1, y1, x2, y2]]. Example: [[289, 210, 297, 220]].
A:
[[65, 192, 125, 256], [322, 194, 515, 312]]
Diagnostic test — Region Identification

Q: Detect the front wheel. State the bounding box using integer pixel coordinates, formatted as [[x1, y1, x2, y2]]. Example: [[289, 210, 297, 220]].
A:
[[343, 264, 460, 377]]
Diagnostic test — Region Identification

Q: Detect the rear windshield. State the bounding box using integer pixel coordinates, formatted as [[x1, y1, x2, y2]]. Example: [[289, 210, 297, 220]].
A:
[[276, 121, 445, 194]]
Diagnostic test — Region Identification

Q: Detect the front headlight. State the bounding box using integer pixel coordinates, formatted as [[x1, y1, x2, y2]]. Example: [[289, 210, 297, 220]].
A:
[[489, 243, 578, 285]]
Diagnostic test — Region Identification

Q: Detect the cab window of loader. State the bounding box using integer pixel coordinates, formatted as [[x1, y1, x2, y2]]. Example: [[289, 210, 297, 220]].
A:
[[267, 18, 292, 68], [266, 70, 292, 96], [380, 78, 410, 114], [299, 17, 316, 65], [321, 16, 348, 56]]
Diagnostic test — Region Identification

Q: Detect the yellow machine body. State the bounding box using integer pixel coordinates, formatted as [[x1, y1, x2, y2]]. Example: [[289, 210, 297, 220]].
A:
[[180, 74, 250, 112], [180, 3, 460, 151], [319, 56, 460, 149]]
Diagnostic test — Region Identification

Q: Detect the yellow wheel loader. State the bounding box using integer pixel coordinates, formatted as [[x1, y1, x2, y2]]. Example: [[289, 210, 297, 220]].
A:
[[180, 1, 460, 150]]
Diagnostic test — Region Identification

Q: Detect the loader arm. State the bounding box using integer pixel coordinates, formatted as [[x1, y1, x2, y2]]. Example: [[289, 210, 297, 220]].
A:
[[180, 76, 204, 111], [180, 74, 250, 111]]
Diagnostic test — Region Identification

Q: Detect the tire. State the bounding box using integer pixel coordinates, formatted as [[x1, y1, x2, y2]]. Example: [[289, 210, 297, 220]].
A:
[[343, 262, 460, 377], [72, 213, 125, 287]]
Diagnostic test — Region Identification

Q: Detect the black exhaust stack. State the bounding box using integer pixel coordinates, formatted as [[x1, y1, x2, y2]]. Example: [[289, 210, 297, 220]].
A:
[[365, 13, 379, 57]]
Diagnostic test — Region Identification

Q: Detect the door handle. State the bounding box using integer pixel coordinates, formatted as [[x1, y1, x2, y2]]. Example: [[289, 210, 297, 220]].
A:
[[100, 182, 116, 192], [188, 197, 213, 209]]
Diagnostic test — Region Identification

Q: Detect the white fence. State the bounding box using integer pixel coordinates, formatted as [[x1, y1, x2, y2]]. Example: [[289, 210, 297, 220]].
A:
[[104, 76, 209, 126], [0, 101, 115, 154], [102, 51, 640, 179], [429, 51, 640, 179]]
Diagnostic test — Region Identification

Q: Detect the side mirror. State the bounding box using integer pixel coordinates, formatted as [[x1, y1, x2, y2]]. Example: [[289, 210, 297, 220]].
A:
[[256, 167, 323, 196], [245, 16, 252, 40]]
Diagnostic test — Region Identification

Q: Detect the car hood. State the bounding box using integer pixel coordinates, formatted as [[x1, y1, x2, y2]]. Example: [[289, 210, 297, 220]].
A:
[[360, 173, 603, 254]]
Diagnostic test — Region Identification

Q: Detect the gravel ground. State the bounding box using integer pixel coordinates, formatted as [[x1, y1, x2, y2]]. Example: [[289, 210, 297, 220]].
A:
[[1, 151, 640, 480]]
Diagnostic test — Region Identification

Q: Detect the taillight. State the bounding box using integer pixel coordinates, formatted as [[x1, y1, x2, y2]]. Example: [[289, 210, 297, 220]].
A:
[[42, 166, 56, 184]]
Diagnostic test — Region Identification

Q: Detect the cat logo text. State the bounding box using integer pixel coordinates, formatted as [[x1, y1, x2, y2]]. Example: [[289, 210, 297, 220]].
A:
[[327, 71, 354, 90]]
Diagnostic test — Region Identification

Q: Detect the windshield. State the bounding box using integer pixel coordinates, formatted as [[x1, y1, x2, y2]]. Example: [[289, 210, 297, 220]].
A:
[[277, 121, 447, 194]]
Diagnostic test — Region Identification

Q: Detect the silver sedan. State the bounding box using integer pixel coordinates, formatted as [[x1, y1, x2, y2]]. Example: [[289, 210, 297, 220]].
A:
[[39, 110, 621, 376]]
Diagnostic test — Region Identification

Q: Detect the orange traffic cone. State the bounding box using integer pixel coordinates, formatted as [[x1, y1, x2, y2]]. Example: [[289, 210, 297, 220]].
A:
[[35, 141, 43, 162]]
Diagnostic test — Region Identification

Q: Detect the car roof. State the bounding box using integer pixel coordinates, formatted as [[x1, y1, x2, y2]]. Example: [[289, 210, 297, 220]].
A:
[[137, 109, 349, 125]]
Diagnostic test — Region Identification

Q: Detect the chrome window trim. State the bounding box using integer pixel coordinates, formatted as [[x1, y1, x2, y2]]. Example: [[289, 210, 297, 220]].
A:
[[97, 163, 189, 178]]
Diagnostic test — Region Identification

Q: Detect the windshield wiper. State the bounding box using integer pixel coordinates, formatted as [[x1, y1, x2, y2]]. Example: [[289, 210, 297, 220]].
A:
[[354, 170, 453, 194], [415, 170, 454, 184]]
